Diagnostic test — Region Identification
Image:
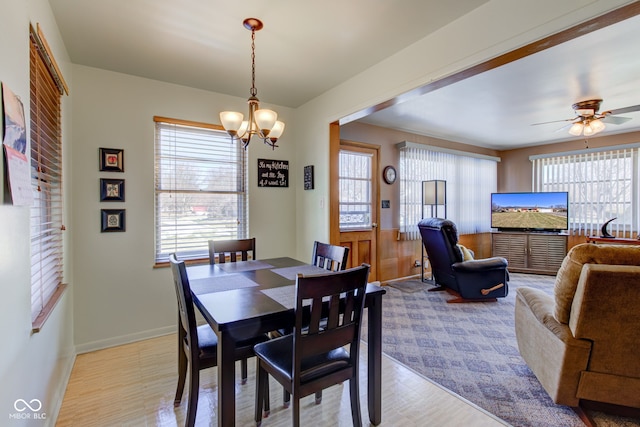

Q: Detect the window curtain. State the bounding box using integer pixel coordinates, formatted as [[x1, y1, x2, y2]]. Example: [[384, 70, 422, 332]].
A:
[[398, 142, 498, 239], [531, 144, 640, 237]]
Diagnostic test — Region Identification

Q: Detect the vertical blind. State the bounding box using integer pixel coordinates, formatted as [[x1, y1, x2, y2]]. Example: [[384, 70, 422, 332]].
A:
[[154, 117, 248, 263], [30, 28, 65, 328], [531, 145, 640, 237], [398, 142, 498, 239]]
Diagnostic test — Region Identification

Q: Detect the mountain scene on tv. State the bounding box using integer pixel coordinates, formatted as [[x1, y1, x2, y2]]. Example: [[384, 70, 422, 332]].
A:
[[491, 192, 568, 230]]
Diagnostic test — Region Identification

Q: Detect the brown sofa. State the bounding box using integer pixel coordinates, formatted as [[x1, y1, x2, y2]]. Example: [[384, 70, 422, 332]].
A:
[[515, 243, 640, 410]]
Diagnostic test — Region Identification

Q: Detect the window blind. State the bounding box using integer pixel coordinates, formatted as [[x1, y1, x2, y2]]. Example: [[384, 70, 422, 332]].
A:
[[398, 142, 498, 239], [154, 117, 248, 263], [531, 145, 640, 237], [30, 27, 65, 329]]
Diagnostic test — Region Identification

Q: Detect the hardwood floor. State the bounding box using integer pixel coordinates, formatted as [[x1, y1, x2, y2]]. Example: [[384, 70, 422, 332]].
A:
[[56, 333, 508, 426]]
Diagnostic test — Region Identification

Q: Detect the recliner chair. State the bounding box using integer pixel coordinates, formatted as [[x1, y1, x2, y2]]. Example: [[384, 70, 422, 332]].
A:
[[418, 218, 509, 302]]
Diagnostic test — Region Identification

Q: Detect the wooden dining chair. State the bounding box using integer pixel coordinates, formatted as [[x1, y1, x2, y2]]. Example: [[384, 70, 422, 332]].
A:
[[253, 264, 370, 427], [311, 241, 349, 271], [169, 254, 269, 427], [208, 238, 256, 265]]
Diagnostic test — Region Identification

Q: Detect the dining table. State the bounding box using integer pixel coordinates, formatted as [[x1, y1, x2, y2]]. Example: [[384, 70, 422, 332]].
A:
[[186, 257, 386, 427]]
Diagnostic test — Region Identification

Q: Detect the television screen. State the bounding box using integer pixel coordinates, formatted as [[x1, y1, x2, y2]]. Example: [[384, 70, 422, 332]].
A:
[[491, 192, 568, 231]]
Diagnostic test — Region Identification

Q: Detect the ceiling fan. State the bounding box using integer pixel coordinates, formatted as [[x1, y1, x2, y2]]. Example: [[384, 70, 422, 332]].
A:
[[532, 99, 640, 136]]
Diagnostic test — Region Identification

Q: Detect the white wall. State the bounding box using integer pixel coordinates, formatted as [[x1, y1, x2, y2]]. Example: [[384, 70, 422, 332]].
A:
[[70, 65, 296, 350], [0, 1, 75, 425]]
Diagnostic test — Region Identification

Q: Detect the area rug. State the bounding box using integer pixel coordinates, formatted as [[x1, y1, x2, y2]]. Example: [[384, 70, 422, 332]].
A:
[[362, 273, 640, 427]]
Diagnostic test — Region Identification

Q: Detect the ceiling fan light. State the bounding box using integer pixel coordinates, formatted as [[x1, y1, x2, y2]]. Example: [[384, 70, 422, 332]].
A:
[[568, 122, 583, 136], [590, 118, 605, 134], [583, 122, 595, 136]]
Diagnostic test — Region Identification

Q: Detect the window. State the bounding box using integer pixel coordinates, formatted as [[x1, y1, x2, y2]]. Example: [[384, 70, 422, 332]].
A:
[[531, 144, 640, 236], [339, 150, 373, 229], [29, 25, 68, 331], [154, 117, 248, 263], [398, 142, 498, 239]]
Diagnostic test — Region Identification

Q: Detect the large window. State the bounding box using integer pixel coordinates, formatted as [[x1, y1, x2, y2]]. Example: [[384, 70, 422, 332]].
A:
[[398, 142, 498, 239], [154, 117, 248, 263], [531, 144, 640, 236], [30, 25, 67, 331]]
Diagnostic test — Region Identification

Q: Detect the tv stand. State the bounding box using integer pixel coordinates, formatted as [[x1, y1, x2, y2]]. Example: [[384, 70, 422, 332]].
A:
[[492, 231, 567, 275]]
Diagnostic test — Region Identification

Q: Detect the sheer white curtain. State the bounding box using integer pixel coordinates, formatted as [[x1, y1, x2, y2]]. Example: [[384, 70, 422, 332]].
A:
[[531, 144, 640, 237], [398, 142, 498, 239]]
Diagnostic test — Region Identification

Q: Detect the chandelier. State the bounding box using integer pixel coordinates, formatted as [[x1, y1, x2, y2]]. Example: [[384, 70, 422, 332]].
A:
[[219, 18, 284, 150]]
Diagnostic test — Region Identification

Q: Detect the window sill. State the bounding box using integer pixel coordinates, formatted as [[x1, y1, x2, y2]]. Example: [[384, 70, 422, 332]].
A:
[[31, 283, 68, 334]]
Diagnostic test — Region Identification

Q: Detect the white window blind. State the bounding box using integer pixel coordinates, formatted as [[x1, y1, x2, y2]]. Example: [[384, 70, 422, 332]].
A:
[[531, 144, 640, 237], [30, 26, 66, 330], [154, 117, 248, 263], [339, 150, 373, 229], [398, 142, 498, 239]]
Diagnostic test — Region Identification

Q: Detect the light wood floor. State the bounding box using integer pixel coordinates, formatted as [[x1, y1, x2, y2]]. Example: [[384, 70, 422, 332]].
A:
[[56, 333, 508, 426]]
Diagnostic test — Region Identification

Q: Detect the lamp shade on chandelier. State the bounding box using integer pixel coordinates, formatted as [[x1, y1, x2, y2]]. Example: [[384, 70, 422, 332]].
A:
[[220, 18, 284, 149], [568, 118, 606, 136]]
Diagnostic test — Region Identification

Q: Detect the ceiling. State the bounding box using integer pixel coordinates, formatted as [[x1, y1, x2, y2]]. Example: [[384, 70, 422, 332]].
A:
[[49, 1, 640, 151]]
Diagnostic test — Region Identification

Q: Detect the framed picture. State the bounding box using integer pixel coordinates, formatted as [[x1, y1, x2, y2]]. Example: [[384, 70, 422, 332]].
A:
[[101, 209, 126, 232], [100, 178, 125, 201], [303, 165, 314, 190], [99, 147, 124, 172]]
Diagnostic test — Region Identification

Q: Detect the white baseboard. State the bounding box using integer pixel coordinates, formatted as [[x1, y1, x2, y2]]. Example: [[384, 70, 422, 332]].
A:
[[45, 352, 76, 427], [74, 325, 176, 354]]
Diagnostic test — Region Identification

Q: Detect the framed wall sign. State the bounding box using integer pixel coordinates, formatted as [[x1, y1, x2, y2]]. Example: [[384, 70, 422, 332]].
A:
[[99, 147, 124, 172], [303, 165, 314, 190], [101, 209, 126, 232], [100, 178, 125, 201], [257, 158, 289, 187]]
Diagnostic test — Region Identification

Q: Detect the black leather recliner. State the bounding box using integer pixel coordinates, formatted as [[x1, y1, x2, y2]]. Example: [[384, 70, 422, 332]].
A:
[[418, 218, 509, 301]]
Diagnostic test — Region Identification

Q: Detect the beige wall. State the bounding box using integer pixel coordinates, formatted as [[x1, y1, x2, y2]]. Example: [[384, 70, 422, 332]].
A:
[[497, 131, 640, 192]]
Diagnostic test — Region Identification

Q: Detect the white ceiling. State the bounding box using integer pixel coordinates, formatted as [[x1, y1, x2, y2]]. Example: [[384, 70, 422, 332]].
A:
[[49, 1, 640, 151]]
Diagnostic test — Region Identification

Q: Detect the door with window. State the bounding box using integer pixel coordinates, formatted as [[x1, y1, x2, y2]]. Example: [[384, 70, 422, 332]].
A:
[[337, 143, 379, 280]]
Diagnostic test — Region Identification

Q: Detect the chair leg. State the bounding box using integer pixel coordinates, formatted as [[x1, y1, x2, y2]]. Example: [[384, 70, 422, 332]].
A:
[[315, 391, 322, 404], [349, 375, 363, 427], [283, 389, 290, 408], [255, 361, 270, 425], [185, 364, 199, 427], [241, 358, 248, 384], [174, 329, 187, 406], [292, 395, 300, 427]]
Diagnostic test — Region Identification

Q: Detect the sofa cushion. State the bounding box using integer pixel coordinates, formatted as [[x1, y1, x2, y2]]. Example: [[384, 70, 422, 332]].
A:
[[554, 243, 640, 324]]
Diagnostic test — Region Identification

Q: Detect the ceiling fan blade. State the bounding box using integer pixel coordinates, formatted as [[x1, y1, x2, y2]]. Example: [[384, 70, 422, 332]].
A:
[[531, 118, 575, 126], [606, 104, 640, 115], [554, 122, 576, 133], [602, 115, 632, 125]]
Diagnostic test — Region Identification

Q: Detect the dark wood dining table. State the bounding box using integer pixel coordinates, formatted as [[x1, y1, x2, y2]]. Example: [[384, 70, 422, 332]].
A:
[[186, 257, 386, 427]]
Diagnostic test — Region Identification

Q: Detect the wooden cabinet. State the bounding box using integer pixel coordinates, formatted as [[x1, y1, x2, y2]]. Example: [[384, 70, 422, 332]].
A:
[[492, 232, 567, 275]]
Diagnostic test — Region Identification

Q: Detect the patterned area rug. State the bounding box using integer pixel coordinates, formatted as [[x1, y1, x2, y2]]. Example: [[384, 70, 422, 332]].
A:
[[363, 273, 640, 427]]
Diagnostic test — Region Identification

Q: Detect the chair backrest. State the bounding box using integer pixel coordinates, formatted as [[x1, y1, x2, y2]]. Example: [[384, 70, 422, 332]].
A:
[[293, 264, 370, 381], [169, 253, 199, 353], [417, 218, 462, 289], [208, 238, 256, 265], [311, 241, 349, 271]]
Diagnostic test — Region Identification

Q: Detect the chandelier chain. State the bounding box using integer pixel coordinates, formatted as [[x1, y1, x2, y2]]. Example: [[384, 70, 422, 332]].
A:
[[250, 29, 257, 97]]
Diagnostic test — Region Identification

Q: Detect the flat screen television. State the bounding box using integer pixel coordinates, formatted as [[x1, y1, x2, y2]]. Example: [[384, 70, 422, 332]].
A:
[[491, 192, 568, 232]]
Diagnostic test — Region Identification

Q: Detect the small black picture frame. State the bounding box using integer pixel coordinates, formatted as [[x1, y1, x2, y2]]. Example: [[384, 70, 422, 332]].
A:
[[101, 209, 126, 232], [100, 178, 125, 202], [99, 148, 124, 172], [304, 165, 314, 190]]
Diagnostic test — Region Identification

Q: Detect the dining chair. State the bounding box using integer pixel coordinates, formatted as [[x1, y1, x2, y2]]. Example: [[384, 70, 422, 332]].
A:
[[253, 263, 371, 427], [169, 253, 269, 427], [208, 238, 256, 264], [311, 240, 349, 271]]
